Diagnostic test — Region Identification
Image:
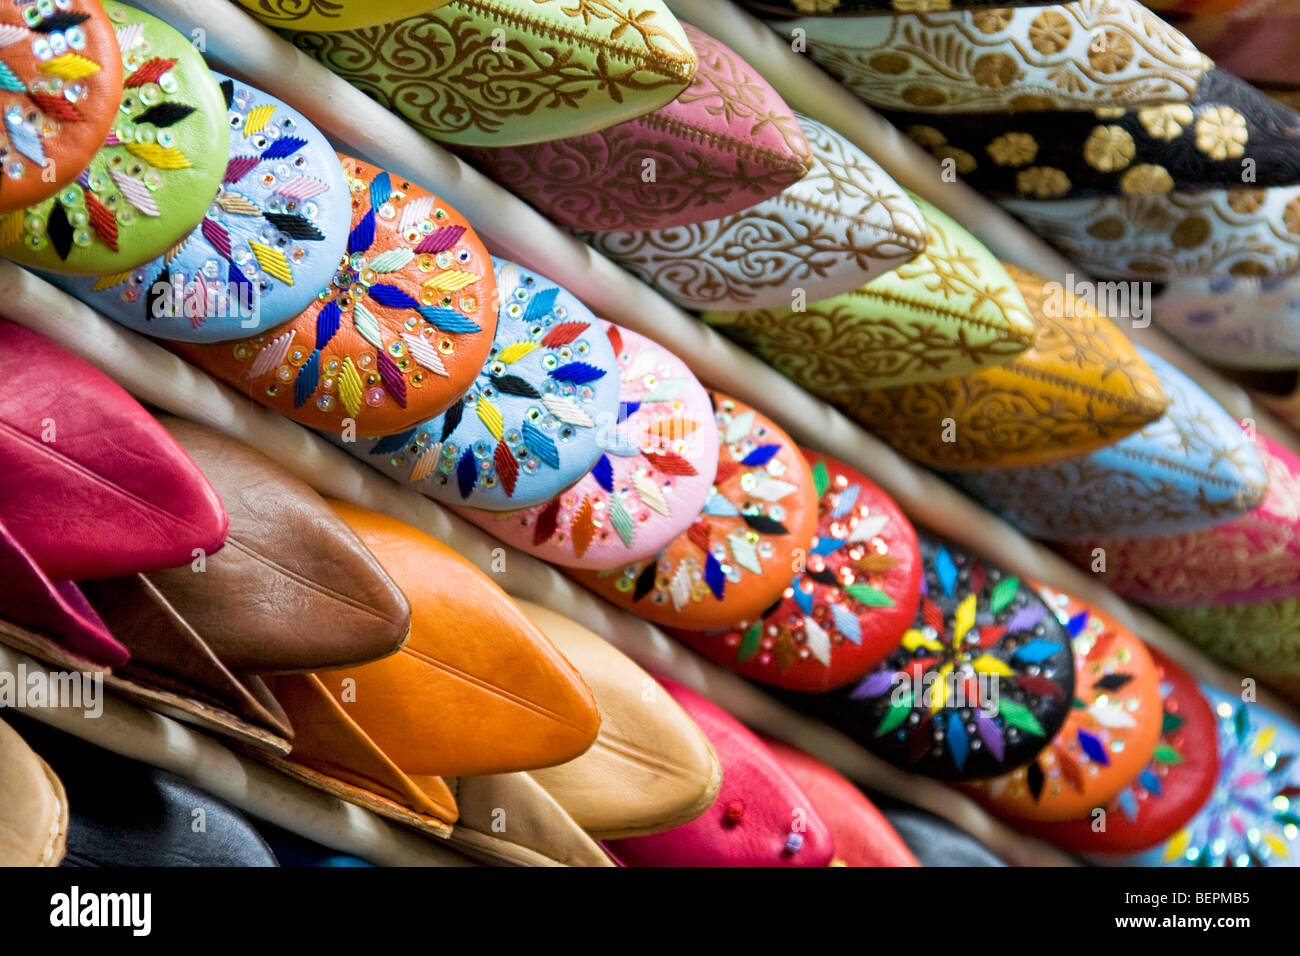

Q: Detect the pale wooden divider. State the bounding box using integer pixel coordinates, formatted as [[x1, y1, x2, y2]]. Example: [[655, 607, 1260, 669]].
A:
[[0, 0, 1286, 866]]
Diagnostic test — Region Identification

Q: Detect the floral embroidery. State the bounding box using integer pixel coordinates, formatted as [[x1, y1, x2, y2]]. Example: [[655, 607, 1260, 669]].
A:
[[1083, 124, 1134, 173], [987, 131, 1037, 167], [1194, 105, 1248, 161]]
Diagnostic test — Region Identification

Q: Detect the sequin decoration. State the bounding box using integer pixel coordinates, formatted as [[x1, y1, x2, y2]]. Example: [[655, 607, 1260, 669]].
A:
[[1013, 647, 1219, 856], [457, 321, 718, 567], [342, 258, 621, 508], [0, 0, 123, 214], [669, 448, 920, 692], [804, 535, 1075, 781], [572, 392, 819, 631], [41, 73, 351, 341], [965, 585, 1162, 821], [3, 4, 229, 273], [1122, 686, 1300, 867], [172, 155, 496, 436]]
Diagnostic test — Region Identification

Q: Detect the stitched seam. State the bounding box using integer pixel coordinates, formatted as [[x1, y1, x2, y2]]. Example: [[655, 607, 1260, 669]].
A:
[[771, 191, 925, 246], [1003, 361, 1166, 412], [847, 287, 1037, 340], [457, 1, 694, 81], [401, 646, 592, 733], [588, 733, 698, 777], [0, 420, 205, 540], [631, 112, 807, 172], [1112, 445, 1267, 491], [225, 538, 404, 625]]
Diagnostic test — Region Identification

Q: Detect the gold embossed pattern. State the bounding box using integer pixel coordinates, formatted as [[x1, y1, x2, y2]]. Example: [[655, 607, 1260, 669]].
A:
[[832, 263, 1167, 468], [289, 0, 697, 146], [701, 201, 1036, 392], [581, 114, 927, 310], [1002, 186, 1300, 280], [769, 0, 1212, 114]]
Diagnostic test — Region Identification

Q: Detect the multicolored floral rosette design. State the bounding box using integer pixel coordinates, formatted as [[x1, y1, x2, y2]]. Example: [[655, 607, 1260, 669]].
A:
[[341, 258, 622, 509], [0, 0, 124, 213], [964, 586, 1163, 821], [806, 536, 1075, 781], [3, 4, 230, 274], [42, 73, 351, 341], [1012, 647, 1220, 857], [668, 448, 920, 692], [1120, 686, 1300, 867], [174, 155, 497, 436], [572, 393, 818, 631], [457, 321, 718, 568]]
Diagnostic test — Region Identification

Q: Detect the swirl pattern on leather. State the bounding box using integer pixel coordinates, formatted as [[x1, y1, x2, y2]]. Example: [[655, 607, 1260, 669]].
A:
[[767, 0, 1211, 114], [454, 24, 810, 231], [234, 0, 453, 31], [580, 113, 927, 310], [1056, 435, 1300, 606], [831, 263, 1167, 467], [944, 351, 1269, 539], [702, 199, 1036, 392], [1153, 274, 1300, 370], [1001, 185, 1300, 280], [289, 0, 697, 147]]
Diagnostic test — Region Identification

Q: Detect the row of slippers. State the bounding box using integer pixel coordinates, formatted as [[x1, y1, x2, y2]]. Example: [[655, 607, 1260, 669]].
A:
[[1, 313, 1298, 867], [12, 3, 1299, 683]]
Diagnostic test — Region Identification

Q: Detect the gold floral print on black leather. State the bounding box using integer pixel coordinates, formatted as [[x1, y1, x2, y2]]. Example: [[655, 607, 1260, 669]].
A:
[[767, 0, 1210, 114], [887, 69, 1300, 198]]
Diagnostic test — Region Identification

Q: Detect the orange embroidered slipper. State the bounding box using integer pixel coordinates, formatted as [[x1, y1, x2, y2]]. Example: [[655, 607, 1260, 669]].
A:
[[172, 155, 496, 437], [571, 392, 817, 631], [962, 585, 1163, 822]]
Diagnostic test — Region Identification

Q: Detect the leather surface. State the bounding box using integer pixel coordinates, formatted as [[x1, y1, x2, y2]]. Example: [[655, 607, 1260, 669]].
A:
[[1154, 274, 1300, 370], [1180, 13, 1300, 87], [1002, 185, 1300, 280], [519, 601, 722, 839], [581, 114, 927, 311], [572, 392, 819, 631], [9, 713, 277, 867], [879, 803, 1006, 866], [0, 516, 126, 667], [1058, 432, 1300, 606], [45, 74, 352, 340], [173, 155, 496, 437], [451, 772, 613, 867], [1119, 686, 1300, 866], [703, 197, 1037, 392], [964, 585, 1163, 821], [455, 23, 811, 232], [80, 572, 294, 742], [132, 416, 410, 673], [0, 0, 123, 214], [0, 714, 66, 866], [458, 322, 718, 569], [266, 671, 460, 826], [835, 262, 1166, 467], [742, 0, 1047, 13], [890, 69, 1300, 198], [765, 738, 919, 867], [234, 0, 454, 31], [4, 5, 230, 274], [0, 319, 228, 580], [767, 2, 1210, 113], [341, 258, 622, 510], [1018, 648, 1218, 856], [672, 448, 920, 691], [946, 350, 1269, 539], [801, 534, 1075, 781], [324, 499, 601, 777], [289, 0, 698, 148], [607, 679, 835, 866], [1151, 598, 1300, 674]]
